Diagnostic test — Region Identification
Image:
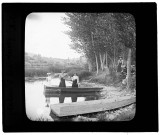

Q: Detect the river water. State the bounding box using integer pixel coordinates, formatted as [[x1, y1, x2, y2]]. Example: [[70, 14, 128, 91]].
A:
[[25, 78, 103, 121]]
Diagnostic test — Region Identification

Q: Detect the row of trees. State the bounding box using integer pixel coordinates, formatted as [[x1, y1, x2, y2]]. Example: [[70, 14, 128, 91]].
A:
[[25, 52, 87, 77], [63, 13, 136, 90]]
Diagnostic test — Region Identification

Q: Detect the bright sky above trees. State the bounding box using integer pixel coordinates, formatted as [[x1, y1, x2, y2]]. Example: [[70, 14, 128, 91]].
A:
[[25, 13, 81, 59]]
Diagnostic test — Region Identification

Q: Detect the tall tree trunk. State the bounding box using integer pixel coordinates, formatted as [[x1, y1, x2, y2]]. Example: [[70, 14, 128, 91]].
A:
[[122, 45, 125, 60], [88, 59, 92, 72], [113, 42, 116, 69], [102, 53, 106, 67], [99, 53, 105, 71], [105, 51, 110, 75], [127, 48, 132, 90], [91, 31, 98, 74], [108, 54, 114, 68], [99, 53, 103, 70], [95, 53, 99, 74], [106, 51, 108, 67], [100, 53, 106, 71]]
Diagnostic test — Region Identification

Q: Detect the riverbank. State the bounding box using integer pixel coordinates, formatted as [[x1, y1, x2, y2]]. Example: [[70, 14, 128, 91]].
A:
[[69, 80, 136, 121]]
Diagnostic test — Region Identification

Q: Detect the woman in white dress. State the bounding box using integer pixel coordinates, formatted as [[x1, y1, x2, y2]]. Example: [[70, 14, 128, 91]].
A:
[[46, 73, 52, 85], [71, 73, 79, 88]]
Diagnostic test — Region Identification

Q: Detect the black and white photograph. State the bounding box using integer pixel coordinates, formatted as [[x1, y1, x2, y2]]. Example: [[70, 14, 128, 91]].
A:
[[25, 12, 136, 121], [3, 2, 158, 132]]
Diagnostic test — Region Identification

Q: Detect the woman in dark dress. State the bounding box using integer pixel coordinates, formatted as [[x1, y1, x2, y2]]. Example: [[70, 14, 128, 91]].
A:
[[117, 57, 124, 73], [59, 70, 66, 87], [59, 77, 66, 87], [72, 79, 78, 87]]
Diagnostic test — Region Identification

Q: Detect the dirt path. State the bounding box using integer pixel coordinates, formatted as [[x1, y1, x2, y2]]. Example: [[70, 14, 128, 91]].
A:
[[80, 81, 136, 99]]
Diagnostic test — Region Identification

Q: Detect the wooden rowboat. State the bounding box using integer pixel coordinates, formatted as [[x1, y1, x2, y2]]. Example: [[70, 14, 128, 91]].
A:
[[50, 96, 136, 117], [44, 85, 103, 93]]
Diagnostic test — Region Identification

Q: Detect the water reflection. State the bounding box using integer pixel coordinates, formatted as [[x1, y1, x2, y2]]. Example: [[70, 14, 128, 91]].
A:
[[25, 78, 103, 120], [44, 91, 101, 106]]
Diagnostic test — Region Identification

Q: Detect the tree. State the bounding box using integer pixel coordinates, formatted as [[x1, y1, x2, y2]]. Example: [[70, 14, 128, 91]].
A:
[[63, 13, 100, 73], [114, 13, 136, 90]]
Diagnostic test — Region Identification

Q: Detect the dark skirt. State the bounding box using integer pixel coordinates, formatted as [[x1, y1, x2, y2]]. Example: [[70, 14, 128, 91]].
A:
[[72, 79, 78, 88], [117, 63, 122, 72], [59, 78, 66, 87], [121, 67, 127, 80]]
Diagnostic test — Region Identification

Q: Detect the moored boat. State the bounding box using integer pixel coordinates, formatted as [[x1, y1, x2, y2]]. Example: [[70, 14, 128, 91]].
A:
[[44, 85, 103, 93]]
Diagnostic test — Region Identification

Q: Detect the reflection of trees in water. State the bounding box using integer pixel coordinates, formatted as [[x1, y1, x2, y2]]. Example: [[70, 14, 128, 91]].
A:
[[85, 95, 98, 101], [59, 95, 65, 103], [59, 95, 78, 103], [71, 96, 77, 102], [45, 97, 50, 107], [45, 92, 101, 105]]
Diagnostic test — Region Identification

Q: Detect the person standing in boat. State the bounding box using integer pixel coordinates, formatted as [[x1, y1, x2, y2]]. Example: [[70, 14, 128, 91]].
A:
[[72, 73, 79, 88], [117, 56, 124, 73], [59, 70, 66, 87]]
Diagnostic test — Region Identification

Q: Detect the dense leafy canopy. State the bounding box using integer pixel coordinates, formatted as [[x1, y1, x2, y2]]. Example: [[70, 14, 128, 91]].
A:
[[63, 13, 136, 70]]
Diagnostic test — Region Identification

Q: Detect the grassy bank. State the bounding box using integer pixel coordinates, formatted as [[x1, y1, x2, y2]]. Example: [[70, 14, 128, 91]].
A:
[[87, 70, 136, 90], [72, 103, 136, 121], [25, 68, 92, 82], [48, 103, 136, 122], [67, 69, 92, 81], [34, 103, 135, 122]]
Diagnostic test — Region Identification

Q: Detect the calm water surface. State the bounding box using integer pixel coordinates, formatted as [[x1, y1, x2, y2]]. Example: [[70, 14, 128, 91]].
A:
[[25, 78, 103, 121]]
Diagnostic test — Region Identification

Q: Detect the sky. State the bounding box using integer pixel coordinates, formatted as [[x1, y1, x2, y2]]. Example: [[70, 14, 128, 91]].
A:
[[25, 13, 81, 59]]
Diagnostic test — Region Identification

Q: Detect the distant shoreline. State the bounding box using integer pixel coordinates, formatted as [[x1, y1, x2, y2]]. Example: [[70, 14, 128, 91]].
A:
[[25, 76, 47, 82]]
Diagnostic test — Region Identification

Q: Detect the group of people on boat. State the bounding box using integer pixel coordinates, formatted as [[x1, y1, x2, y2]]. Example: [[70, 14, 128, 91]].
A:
[[59, 70, 79, 87], [46, 70, 79, 88]]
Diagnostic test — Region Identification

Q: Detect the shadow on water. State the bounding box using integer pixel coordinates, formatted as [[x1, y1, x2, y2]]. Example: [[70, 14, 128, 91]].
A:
[[44, 91, 104, 106]]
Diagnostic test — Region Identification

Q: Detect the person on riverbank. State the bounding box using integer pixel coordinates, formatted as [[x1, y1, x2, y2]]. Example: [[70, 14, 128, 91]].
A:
[[121, 65, 127, 79], [71, 73, 79, 88], [122, 75, 127, 87], [59, 70, 66, 87], [131, 65, 136, 75], [46, 73, 52, 85], [117, 57, 124, 73]]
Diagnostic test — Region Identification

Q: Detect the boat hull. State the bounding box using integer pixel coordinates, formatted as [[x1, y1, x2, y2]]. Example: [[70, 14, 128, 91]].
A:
[[44, 85, 103, 93]]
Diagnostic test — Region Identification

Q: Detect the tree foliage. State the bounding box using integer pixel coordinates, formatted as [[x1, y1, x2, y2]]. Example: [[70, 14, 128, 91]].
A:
[[63, 13, 136, 72]]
